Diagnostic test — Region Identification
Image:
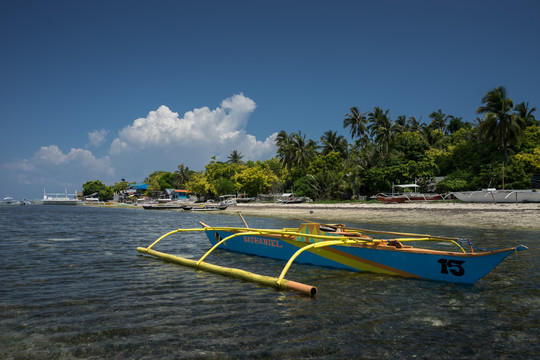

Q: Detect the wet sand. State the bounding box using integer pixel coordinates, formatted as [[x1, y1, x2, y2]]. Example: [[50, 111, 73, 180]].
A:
[[229, 202, 540, 230]]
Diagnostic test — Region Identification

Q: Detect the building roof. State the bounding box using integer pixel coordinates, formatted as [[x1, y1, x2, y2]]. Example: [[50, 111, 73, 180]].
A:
[[129, 183, 148, 190]]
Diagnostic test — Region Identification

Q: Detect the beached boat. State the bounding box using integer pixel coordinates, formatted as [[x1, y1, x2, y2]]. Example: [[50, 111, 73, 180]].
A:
[[219, 195, 238, 206], [375, 193, 444, 203], [452, 189, 540, 203], [42, 190, 83, 205], [375, 193, 408, 203], [142, 203, 187, 210], [182, 203, 228, 211], [142, 200, 193, 210], [137, 218, 527, 296], [376, 184, 443, 203], [276, 193, 310, 204]]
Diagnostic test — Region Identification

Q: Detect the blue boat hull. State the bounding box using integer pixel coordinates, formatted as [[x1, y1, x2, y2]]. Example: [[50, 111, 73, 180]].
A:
[[204, 229, 523, 284]]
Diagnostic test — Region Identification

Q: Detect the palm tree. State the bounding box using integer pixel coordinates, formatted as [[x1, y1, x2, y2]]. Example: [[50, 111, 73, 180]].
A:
[[447, 116, 471, 134], [320, 130, 348, 158], [227, 150, 244, 164], [406, 116, 423, 132], [174, 164, 191, 188], [392, 115, 408, 134], [343, 107, 368, 144], [476, 86, 526, 162], [275, 130, 290, 149], [515, 101, 538, 127], [368, 107, 393, 155], [290, 131, 318, 174], [276, 130, 294, 171], [421, 126, 445, 148], [428, 109, 448, 134]]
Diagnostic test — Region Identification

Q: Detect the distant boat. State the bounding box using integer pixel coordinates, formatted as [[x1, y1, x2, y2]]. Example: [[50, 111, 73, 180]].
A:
[[276, 193, 310, 204], [376, 184, 443, 203], [42, 189, 83, 205], [183, 203, 228, 211], [452, 189, 540, 203], [142, 203, 187, 210], [219, 195, 238, 206], [2, 196, 18, 205]]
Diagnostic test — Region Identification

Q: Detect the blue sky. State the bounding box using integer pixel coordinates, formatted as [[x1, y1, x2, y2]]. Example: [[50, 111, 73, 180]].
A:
[[1, 0, 539, 200]]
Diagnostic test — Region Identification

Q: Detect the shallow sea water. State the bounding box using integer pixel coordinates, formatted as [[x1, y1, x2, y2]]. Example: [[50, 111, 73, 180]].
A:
[[0, 205, 538, 359]]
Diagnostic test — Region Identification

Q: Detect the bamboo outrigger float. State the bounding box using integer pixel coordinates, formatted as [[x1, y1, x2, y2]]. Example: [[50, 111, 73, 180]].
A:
[[137, 216, 527, 296]]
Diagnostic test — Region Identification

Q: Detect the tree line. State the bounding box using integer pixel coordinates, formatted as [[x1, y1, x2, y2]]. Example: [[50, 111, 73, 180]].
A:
[[84, 86, 539, 201]]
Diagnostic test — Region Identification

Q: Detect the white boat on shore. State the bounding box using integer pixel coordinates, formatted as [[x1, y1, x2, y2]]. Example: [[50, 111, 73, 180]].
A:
[[452, 189, 540, 203], [42, 190, 83, 205]]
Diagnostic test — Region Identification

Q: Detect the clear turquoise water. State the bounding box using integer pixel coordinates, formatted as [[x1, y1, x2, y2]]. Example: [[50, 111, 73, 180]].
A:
[[1, 205, 538, 359]]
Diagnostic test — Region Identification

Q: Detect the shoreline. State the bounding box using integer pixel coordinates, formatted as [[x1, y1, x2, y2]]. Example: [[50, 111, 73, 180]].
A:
[[225, 202, 540, 230]]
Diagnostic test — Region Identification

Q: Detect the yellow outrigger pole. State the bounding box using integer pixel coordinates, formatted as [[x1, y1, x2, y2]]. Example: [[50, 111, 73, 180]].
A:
[[137, 244, 318, 296], [137, 227, 318, 297]]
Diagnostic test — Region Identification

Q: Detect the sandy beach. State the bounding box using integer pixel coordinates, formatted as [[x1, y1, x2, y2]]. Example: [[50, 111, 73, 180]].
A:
[[228, 202, 540, 230]]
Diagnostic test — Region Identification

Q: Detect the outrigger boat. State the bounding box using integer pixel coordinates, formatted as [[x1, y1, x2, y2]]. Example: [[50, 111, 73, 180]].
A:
[[376, 184, 444, 203], [182, 203, 228, 211], [137, 216, 527, 296], [452, 188, 540, 203]]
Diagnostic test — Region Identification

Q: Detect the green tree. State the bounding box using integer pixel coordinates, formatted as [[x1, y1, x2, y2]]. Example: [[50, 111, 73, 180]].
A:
[[476, 86, 526, 162], [406, 116, 423, 132], [368, 107, 393, 155], [145, 171, 176, 191], [82, 180, 107, 197], [436, 170, 473, 192], [515, 101, 538, 127], [392, 115, 408, 134], [203, 159, 246, 196], [428, 109, 449, 134], [320, 130, 348, 158], [113, 180, 130, 193], [227, 150, 244, 164], [174, 164, 193, 188], [185, 172, 213, 197], [233, 164, 278, 196], [99, 186, 115, 200], [447, 116, 472, 134], [515, 147, 540, 174], [289, 131, 318, 175], [305, 152, 345, 200], [213, 178, 237, 195], [343, 107, 368, 144], [393, 131, 429, 162], [205, 160, 245, 183], [421, 127, 445, 149], [276, 130, 294, 171], [291, 176, 315, 199], [517, 125, 540, 153]]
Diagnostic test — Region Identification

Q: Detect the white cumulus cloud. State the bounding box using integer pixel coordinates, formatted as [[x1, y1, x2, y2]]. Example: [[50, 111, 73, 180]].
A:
[[88, 129, 108, 147], [109, 93, 276, 173], [110, 93, 259, 153]]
